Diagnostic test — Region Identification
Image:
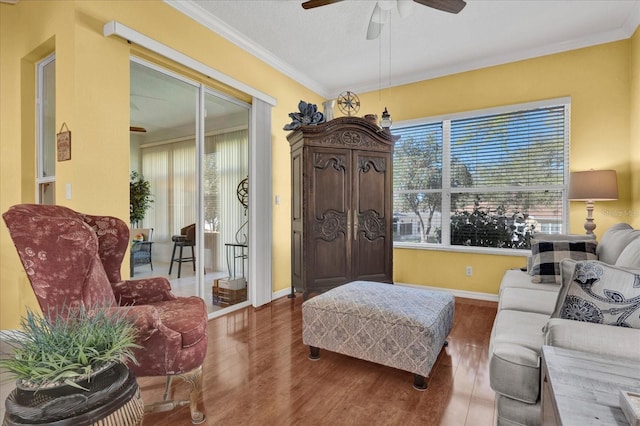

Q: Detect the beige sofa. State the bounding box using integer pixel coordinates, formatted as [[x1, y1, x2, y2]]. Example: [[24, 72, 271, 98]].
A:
[[489, 223, 640, 426]]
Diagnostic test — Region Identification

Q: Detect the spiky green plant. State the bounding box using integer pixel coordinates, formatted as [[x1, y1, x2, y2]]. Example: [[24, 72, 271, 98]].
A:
[[130, 170, 153, 227], [0, 305, 140, 390]]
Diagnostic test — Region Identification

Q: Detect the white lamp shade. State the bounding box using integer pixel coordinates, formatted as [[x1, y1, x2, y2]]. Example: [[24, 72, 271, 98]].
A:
[[568, 170, 618, 201]]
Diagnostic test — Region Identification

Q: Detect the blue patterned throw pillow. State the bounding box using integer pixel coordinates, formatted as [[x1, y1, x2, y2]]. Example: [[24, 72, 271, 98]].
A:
[[554, 260, 640, 329]]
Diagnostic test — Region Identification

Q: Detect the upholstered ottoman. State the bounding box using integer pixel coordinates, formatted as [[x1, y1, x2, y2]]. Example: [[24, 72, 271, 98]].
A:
[[302, 280, 455, 389]]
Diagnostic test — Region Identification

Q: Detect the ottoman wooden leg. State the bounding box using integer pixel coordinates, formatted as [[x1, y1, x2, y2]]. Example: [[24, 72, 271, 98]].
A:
[[413, 374, 428, 391], [308, 346, 320, 361]]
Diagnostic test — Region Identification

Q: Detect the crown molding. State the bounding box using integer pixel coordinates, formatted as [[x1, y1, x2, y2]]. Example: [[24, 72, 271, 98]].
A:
[[165, 0, 332, 98], [167, 0, 640, 100], [350, 20, 639, 96]]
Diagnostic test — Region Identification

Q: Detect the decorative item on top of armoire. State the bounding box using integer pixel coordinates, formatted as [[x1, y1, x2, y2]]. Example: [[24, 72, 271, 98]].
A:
[[283, 100, 325, 131], [322, 99, 336, 121], [287, 116, 396, 300]]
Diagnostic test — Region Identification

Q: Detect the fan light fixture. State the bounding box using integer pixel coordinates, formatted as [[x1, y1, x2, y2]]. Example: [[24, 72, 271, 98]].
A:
[[302, 0, 466, 40], [568, 169, 618, 235]]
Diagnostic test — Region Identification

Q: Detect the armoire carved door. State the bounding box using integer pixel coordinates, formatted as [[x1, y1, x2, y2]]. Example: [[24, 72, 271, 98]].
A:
[[288, 116, 394, 299]]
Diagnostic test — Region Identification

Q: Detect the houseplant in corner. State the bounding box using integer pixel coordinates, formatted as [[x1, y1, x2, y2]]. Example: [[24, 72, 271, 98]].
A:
[[130, 170, 153, 228], [0, 304, 144, 425]]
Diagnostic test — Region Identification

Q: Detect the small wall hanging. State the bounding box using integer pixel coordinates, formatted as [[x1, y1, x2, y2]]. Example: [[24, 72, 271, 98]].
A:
[[56, 122, 71, 161]]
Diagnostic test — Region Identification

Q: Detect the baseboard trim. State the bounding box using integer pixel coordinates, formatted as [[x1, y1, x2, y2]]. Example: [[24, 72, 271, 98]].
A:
[[395, 282, 499, 302], [272, 287, 293, 300]]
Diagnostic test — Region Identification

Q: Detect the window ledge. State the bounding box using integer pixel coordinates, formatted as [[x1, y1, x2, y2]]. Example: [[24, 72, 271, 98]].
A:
[[393, 242, 531, 257]]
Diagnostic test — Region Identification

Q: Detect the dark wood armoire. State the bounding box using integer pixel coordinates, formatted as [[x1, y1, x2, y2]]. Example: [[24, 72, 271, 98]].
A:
[[287, 116, 395, 299]]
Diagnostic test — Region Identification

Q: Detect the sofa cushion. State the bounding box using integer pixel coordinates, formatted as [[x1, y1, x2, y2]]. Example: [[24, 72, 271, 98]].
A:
[[489, 309, 549, 403], [530, 239, 597, 283], [500, 269, 559, 295], [544, 318, 640, 362], [551, 260, 640, 328], [615, 237, 640, 268], [597, 223, 640, 264], [497, 287, 558, 315]]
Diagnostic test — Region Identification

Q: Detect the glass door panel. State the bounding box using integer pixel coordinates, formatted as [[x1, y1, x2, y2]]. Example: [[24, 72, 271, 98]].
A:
[[131, 59, 251, 315], [203, 91, 250, 313], [130, 60, 198, 297]]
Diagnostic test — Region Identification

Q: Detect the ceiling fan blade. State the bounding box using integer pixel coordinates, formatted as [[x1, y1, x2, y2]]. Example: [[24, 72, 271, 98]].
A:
[[129, 126, 147, 133], [366, 3, 384, 40], [413, 0, 466, 14], [301, 0, 343, 9], [397, 0, 415, 18]]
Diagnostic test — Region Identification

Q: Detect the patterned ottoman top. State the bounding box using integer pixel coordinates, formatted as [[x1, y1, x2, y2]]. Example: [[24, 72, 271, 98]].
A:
[[302, 281, 454, 330]]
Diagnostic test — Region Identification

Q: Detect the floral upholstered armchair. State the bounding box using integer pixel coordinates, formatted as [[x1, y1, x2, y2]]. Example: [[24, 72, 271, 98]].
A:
[[3, 204, 208, 424]]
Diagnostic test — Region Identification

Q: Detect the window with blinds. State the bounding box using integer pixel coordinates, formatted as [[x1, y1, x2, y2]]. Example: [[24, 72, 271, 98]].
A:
[[393, 99, 570, 250]]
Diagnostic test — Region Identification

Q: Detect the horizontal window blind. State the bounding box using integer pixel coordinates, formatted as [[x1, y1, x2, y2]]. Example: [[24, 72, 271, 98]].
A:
[[394, 122, 443, 191], [392, 101, 569, 250], [450, 106, 566, 188]]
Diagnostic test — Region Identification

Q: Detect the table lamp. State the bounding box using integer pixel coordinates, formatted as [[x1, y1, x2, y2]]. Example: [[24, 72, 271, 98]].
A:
[[568, 169, 618, 235]]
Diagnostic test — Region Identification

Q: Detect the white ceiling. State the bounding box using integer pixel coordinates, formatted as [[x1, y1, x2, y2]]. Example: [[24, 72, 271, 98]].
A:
[[167, 0, 640, 99]]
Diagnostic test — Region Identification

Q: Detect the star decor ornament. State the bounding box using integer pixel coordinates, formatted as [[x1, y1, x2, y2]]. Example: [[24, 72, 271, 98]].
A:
[[283, 100, 325, 130], [337, 91, 360, 116]]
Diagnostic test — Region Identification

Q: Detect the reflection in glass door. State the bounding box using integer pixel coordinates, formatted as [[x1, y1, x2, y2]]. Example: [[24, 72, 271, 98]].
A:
[[130, 58, 251, 315], [203, 92, 249, 312]]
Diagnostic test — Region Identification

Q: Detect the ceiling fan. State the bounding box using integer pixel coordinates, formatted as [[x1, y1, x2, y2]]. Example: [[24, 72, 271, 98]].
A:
[[302, 0, 466, 40]]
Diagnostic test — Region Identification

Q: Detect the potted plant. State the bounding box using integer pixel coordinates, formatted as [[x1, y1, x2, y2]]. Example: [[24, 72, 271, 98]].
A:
[[0, 305, 143, 425], [130, 170, 153, 228]]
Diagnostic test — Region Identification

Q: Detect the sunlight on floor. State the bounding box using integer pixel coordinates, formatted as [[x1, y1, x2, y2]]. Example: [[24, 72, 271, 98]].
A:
[[131, 261, 246, 314]]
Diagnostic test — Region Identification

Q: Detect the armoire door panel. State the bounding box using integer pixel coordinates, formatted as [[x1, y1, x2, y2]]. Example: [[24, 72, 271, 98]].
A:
[[311, 151, 349, 216], [291, 153, 302, 221], [352, 151, 392, 282], [355, 155, 387, 214], [292, 229, 303, 281], [355, 236, 388, 279], [313, 236, 348, 280]]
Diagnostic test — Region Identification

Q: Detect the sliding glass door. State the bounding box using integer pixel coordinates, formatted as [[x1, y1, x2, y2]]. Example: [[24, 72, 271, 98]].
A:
[[130, 58, 250, 315], [203, 92, 249, 309]]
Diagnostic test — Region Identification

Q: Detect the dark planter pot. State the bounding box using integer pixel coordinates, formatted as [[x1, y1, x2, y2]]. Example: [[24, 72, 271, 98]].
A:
[[3, 363, 143, 426]]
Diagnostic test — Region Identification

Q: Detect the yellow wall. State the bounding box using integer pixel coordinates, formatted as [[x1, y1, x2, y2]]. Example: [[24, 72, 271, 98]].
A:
[[0, 0, 320, 329], [631, 27, 640, 229], [1, 0, 638, 328], [359, 39, 635, 294]]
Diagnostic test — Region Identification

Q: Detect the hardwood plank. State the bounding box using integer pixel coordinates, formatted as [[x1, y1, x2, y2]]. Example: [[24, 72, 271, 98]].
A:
[[137, 294, 498, 426]]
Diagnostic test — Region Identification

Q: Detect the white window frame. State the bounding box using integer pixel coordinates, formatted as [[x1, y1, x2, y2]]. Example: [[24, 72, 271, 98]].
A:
[[392, 97, 571, 256], [36, 53, 56, 204]]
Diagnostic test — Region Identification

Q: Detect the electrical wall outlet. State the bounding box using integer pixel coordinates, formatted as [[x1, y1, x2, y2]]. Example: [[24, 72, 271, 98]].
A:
[[465, 266, 473, 276]]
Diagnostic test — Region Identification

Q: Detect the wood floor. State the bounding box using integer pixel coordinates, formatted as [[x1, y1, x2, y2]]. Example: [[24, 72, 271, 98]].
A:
[[140, 294, 498, 426]]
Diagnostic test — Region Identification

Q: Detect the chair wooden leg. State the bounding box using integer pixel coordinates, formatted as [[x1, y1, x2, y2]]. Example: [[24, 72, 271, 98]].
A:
[[143, 366, 205, 424], [177, 245, 184, 278], [180, 365, 205, 424], [169, 243, 178, 275], [162, 376, 172, 401]]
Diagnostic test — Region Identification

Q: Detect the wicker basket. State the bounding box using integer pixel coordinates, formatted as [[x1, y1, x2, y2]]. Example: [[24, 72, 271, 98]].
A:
[[3, 363, 143, 426]]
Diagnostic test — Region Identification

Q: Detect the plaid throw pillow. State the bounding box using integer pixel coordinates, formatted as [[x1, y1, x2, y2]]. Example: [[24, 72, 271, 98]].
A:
[[530, 239, 598, 283]]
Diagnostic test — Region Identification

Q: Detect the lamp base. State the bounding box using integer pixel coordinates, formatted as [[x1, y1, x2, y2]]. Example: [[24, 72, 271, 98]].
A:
[[583, 200, 596, 236]]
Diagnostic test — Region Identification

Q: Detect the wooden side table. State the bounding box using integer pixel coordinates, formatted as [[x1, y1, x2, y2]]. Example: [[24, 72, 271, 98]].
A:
[[541, 345, 640, 425]]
